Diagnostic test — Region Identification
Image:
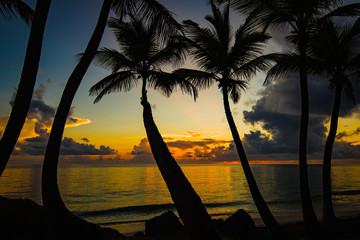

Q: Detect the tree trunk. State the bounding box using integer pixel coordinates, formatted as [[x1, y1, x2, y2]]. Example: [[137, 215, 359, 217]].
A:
[[221, 85, 282, 236], [141, 97, 221, 240], [0, 0, 51, 176], [41, 1, 111, 238], [322, 86, 341, 230], [298, 26, 322, 238]]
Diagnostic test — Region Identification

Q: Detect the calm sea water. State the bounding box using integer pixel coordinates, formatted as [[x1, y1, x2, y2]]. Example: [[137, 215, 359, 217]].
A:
[[1, 164, 360, 233]]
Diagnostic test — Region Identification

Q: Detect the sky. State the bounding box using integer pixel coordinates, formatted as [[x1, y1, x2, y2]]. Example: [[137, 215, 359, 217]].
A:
[[0, 0, 359, 165]]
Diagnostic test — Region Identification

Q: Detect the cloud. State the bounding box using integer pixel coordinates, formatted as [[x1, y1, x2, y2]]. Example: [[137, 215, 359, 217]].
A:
[[336, 128, 360, 140], [60, 137, 116, 155], [241, 74, 360, 160], [15, 136, 116, 156], [81, 138, 90, 142], [5, 84, 105, 156], [127, 137, 238, 164]]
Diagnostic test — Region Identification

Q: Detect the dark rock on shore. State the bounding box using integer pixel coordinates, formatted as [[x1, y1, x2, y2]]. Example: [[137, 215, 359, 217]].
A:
[[145, 211, 184, 236], [0, 196, 126, 240], [214, 209, 255, 238]]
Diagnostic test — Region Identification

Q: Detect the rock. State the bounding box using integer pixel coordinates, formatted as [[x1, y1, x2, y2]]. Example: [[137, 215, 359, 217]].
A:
[[145, 211, 184, 236], [101, 227, 127, 240], [213, 218, 225, 233], [129, 231, 145, 239], [222, 209, 255, 237], [0, 196, 53, 239]]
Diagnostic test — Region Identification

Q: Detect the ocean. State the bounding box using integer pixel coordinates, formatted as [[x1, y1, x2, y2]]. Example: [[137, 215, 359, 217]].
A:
[[1, 164, 360, 233]]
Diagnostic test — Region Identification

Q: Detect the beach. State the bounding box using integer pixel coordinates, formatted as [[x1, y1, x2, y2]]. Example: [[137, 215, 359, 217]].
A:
[[1, 195, 360, 239]]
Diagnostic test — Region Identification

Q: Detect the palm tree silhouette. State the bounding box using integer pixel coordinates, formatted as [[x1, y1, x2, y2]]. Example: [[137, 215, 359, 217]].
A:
[[173, 2, 282, 236], [90, 16, 220, 240], [41, 0, 185, 238], [0, 0, 50, 176], [312, 18, 360, 231], [267, 17, 360, 232], [219, 0, 360, 236], [41, 1, 111, 238], [0, 0, 34, 25]]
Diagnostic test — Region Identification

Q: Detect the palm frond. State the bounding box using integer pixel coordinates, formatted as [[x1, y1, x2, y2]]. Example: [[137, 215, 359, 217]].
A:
[[233, 53, 282, 79], [227, 78, 248, 104], [172, 68, 217, 90], [135, 0, 183, 44], [148, 70, 198, 101], [183, 19, 222, 72], [322, 3, 360, 18], [264, 53, 301, 85], [89, 71, 137, 103], [0, 0, 33, 25], [149, 36, 188, 68], [93, 48, 135, 72]]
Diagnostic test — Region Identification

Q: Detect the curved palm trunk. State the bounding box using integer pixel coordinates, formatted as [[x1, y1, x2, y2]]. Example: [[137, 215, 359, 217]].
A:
[[221, 86, 282, 236], [322, 86, 342, 230], [298, 28, 322, 238], [0, 0, 51, 176], [141, 95, 221, 240], [41, 0, 111, 238]]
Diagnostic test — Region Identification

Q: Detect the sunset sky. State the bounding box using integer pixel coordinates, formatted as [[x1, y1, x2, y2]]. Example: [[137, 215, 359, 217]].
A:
[[0, 0, 359, 165]]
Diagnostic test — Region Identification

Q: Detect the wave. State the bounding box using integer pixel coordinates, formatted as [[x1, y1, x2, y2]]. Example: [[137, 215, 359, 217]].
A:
[[333, 190, 360, 196]]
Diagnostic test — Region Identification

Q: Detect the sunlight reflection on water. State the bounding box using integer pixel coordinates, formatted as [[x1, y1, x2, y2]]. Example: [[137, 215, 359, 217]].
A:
[[1, 163, 359, 232]]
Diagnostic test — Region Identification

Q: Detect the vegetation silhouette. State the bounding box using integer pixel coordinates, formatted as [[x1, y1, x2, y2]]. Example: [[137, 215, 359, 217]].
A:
[[314, 18, 360, 232], [42, 0, 185, 239], [172, 2, 283, 237], [41, 1, 111, 239], [219, 0, 360, 237], [267, 17, 360, 234], [0, 0, 33, 25], [0, 0, 50, 177], [89, 15, 220, 240]]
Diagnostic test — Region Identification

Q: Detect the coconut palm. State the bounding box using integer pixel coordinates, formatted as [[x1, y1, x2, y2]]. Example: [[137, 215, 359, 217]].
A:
[[173, 2, 282, 236], [217, 0, 360, 236], [41, 1, 111, 238], [313, 18, 360, 231], [0, 0, 33, 25], [41, 0, 185, 238], [89, 16, 220, 240], [0, 0, 50, 176], [267, 18, 360, 232]]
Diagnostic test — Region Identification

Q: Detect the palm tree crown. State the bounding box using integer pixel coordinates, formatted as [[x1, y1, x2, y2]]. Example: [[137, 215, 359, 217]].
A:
[[176, 2, 278, 103], [90, 15, 196, 102]]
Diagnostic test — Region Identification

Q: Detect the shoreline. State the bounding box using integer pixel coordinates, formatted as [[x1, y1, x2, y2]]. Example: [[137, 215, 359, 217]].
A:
[[1, 196, 360, 239], [104, 208, 360, 237]]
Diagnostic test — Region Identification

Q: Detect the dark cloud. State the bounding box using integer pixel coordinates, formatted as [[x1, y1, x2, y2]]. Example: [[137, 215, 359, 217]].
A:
[[127, 138, 238, 164], [242, 74, 360, 160], [16, 137, 116, 156], [9, 84, 114, 156], [128, 138, 155, 164], [60, 137, 116, 155]]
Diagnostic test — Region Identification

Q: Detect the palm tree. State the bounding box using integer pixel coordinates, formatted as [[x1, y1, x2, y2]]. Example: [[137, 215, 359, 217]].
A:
[[90, 16, 220, 240], [173, 2, 282, 236], [41, 0, 184, 238], [41, 1, 111, 238], [315, 18, 360, 231], [0, 0, 34, 25], [0, 0, 50, 177], [268, 18, 360, 232], [217, 0, 360, 236]]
